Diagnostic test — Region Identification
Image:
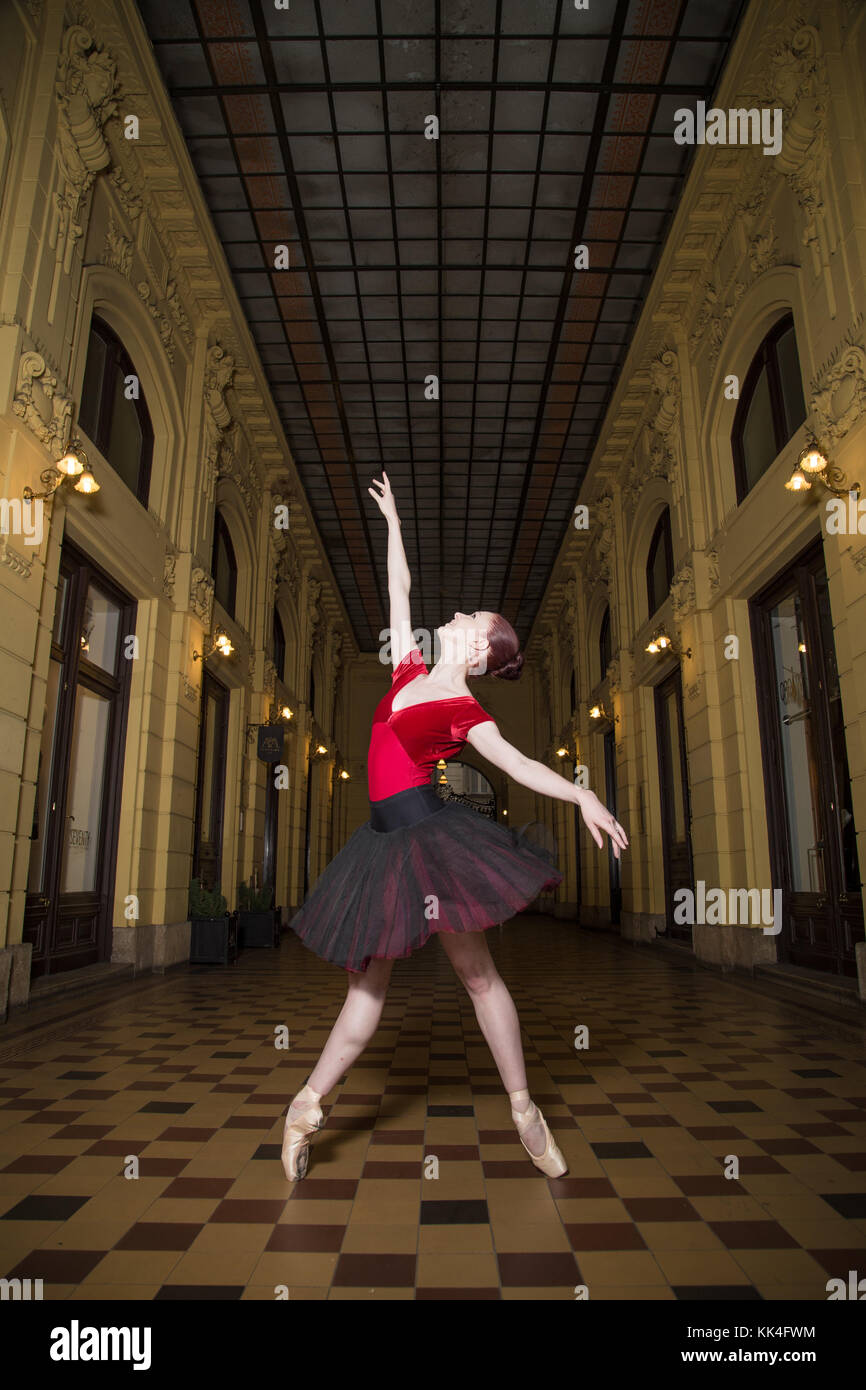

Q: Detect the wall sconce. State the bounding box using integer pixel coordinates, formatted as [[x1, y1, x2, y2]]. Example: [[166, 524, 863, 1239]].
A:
[[193, 629, 234, 661], [245, 700, 296, 744], [314, 743, 328, 757], [588, 702, 619, 726], [645, 629, 691, 660], [23, 442, 100, 501], [436, 758, 447, 770], [785, 438, 860, 498], [338, 768, 350, 781], [556, 746, 570, 758]]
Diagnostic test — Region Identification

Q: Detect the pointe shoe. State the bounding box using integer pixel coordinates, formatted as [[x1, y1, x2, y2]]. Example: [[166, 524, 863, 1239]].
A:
[[509, 1088, 568, 1178], [282, 1084, 324, 1182]]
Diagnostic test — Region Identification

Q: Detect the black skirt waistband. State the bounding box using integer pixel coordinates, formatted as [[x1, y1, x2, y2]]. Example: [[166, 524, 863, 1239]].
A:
[[369, 784, 447, 832]]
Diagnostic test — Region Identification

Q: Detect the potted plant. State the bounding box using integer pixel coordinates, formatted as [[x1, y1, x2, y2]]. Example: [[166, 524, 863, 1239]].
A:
[[188, 878, 237, 965], [237, 877, 278, 948]]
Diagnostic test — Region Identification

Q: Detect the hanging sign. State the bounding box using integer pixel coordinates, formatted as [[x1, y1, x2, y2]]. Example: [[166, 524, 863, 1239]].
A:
[[257, 724, 285, 762]]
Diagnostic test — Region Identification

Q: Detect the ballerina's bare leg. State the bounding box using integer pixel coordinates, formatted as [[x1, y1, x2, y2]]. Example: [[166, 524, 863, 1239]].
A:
[[436, 931, 547, 1157], [288, 957, 395, 1121]]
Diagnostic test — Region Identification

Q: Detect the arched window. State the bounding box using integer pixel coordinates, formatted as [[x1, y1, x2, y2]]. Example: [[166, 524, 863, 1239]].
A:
[[273, 608, 286, 684], [78, 315, 154, 505], [211, 510, 237, 619], [646, 507, 674, 618], [732, 313, 807, 500], [599, 606, 611, 683]]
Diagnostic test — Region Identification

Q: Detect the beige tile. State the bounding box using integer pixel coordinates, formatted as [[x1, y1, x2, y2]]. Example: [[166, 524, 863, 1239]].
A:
[[731, 1248, 831, 1284], [80, 1251, 183, 1284], [162, 1250, 261, 1284], [576, 1251, 669, 1286], [654, 1249, 754, 1284], [418, 1224, 493, 1253], [341, 1223, 417, 1253], [249, 1252, 339, 1286], [416, 1251, 500, 1286]]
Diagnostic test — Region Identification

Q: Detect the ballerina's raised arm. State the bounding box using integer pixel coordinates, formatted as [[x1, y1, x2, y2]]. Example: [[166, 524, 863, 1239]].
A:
[[368, 471, 418, 671]]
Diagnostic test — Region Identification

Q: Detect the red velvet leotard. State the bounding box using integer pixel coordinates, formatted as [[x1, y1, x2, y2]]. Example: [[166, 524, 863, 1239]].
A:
[[367, 649, 495, 800]]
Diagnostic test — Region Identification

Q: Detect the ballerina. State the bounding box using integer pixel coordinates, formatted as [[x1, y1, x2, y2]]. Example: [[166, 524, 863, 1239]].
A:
[[283, 471, 628, 1181]]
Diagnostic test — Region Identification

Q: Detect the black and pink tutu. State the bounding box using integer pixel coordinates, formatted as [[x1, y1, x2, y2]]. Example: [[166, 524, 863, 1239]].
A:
[[288, 784, 563, 972]]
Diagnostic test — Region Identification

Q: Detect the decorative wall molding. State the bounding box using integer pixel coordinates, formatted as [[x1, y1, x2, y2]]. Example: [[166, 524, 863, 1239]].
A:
[[182, 676, 198, 704], [606, 657, 621, 696], [203, 341, 235, 503], [706, 546, 721, 592], [109, 165, 142, 222], [748, 218, 778, 277], [670, 562, 696, 621], [12, 351, 73, 460], [162, 550, 176, 600], [689, 268, 746, 365], [189, 566, 214, 629], [137, 279, 174, 362], [51, 26, 118, 277], [263, 657, 276, 697], [811, 340, 866, 445], [0, 535, 34, 580], [102, 209, 132, 277]]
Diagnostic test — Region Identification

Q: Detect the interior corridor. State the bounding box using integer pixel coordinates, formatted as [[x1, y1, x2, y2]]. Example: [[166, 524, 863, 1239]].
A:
[[1, 921, 864, 1301]]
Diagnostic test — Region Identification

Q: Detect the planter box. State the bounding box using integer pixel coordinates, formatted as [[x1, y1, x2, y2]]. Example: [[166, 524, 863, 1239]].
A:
[[190, 914, 237, 965], [238, 909, 279, 949]]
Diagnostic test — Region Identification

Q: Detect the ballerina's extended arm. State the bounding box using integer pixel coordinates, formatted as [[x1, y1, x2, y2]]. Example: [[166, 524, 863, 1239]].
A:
[[466, 719, 629, 859], [368, 470, 417, 671]]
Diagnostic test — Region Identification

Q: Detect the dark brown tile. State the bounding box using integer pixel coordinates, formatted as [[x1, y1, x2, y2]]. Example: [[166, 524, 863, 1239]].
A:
[[709, 1221, 799, 1249], [333, 1253, 415, 1286], [116, 1223, 204, 1250], [564, 1223, 647, 1250]]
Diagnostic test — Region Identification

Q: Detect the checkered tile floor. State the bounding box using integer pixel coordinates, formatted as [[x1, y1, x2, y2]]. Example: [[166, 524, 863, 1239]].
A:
[[1, 919, 865, 1300]]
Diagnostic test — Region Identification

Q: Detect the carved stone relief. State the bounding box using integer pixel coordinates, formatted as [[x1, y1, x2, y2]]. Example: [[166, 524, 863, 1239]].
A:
[[811, 342, 866, 445], [670, 563, 696, 621], [51, 26, 118, 278], [189, 566, 214, 629], [162, 551, 176, 600], [102, 210, 132, 277], [137, 280, 174, 362], [13, 351, 73, 459]]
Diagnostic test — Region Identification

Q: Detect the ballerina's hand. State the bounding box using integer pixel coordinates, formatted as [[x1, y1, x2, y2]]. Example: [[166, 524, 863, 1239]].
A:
[[576, 789, 629, 860], [368, 470, 399, 522]]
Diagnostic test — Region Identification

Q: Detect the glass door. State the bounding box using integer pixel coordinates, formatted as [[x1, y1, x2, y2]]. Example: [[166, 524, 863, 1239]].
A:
[[192, 669, 229, 893], [654, 667, 694, 942], [24, 544, 136, 976], [751, 543, 863, 974]]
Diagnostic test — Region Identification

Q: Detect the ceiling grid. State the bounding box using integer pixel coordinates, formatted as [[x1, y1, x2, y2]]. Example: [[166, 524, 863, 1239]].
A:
[[137, 0, 745, 650]]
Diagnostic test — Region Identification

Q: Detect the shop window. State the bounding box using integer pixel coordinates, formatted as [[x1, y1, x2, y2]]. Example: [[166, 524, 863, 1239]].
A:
[[78, 315, 153, 506], [211, 510, 237, 619], [599, 606, 611, 683], [732, 313, 807, 500], [273, 607, 286, 684], [646, 507, 674, 618]]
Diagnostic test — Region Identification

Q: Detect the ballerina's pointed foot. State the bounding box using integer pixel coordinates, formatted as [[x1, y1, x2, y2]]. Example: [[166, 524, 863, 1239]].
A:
[[282, 1083, 324, 1182], [509, 1088, 568, 1178]]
